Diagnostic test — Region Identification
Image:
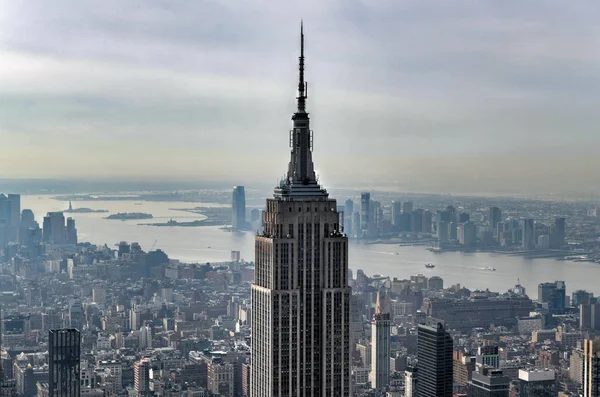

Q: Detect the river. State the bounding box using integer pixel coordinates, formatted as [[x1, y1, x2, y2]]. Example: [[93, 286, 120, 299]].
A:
[[21, 195, 600, 299]]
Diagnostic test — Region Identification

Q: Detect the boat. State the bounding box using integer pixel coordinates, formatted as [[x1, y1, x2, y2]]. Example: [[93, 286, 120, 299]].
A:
[[483, 267, 496, 271], [425, 263, 435, 268]]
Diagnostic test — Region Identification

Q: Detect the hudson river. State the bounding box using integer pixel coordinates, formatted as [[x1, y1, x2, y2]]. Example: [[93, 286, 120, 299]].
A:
[[22, 196, 600, 299]]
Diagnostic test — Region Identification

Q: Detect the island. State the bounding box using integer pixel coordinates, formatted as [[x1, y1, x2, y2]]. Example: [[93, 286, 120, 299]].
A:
[[139, 207, 231, 227], [140, 219, 225, 227], [104, 212, 153, 220], [65, 201, 108, 214]]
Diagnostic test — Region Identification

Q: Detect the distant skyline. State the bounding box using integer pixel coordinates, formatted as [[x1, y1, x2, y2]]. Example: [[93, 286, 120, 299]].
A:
[[1, 1, 600, 195]]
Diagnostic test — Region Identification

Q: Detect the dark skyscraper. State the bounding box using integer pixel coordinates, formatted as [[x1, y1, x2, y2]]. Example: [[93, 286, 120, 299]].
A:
[[49, 329, 80, 397], [251, 24, 351, 396], [232, 186, 247, 231], [489, 207, 502, 234], [417, 320, 453, 397], [554, 217, 566, 248], [360, 192, 370, 233], [538, 281, 566, 314], [522, 218, 535, 250]]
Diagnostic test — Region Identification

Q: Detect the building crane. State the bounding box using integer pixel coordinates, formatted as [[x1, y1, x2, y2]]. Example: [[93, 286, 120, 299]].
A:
[[150, 239, 157, 251]]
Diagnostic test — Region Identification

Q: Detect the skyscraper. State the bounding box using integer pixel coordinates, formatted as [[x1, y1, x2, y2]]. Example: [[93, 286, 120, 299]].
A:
[[232, 186, 247, 231], [417, 319, 453, 397], [360, 192, 370, 233], [489, 207, 502, 234], [583, 339, 600, 397], [65, 218, 77, 245], [68, 299, 83, 331], [391, 200, 402, 228], [538, 281, 566, 314], [522, 218, 535, 250], [369, 291, 391, 390], [48, 329, 80, 397], [134, 358, 151, 397], [251, 24, 351, 397], [554, 217, 566, 248], [43, 212, 66, 245]]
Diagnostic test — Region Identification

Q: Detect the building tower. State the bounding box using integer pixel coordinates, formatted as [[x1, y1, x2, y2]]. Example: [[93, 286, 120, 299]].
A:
[[68, 299, 83, 331], [583, 339, 600, 397], [522, 218, 535, 250], [404, 365, 418, 397], [232, 186, 247, 231], [554, 217, 566, 248], [369, 291, 391, 390], [48, 329, 80, 397], [489, 207, 502, 234], [360, 192, 370, 234], [251, 23, 351, 397], [417, 319, 453, 397], [134, 358, 151, 397]]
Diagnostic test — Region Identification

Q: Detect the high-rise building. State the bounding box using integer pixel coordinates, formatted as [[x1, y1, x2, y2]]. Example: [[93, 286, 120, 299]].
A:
[[538, 281, 566, 314], [251, 25, 351, 397], [467, 366, 509, 397], [65, 218, 77, 245], [345, 199, 354, 221], [422, 210, 433, 233], [554, 217, 566, 248], [352, 211, 360, 238], [369, 291, 391, 390], [412, 209, 424, 233], [522, 219, 535, 250], [417, 320, 453, 397], [458, 221, 477, 246], [232, 186, 247, 231], [68, 299, 83, 331], [403, 201, 413, 214], [360, 192, 370, 233], [476, 345, 500, 368], [580, 303, 600, 330], [43, 212, 66, 244], [48, 329, 80, 397], [344, 199, 354, 236], [134, 358, 151, 397], [582, 339, 600, 397], [391, 200, 402, 228], [517, 369, 556, 397], [405, 365, 418, 397], [489, 207, 502, 234]]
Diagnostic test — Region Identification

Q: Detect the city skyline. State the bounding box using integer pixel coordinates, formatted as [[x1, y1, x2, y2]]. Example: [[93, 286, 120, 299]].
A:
[[2, 1, 600, 195]]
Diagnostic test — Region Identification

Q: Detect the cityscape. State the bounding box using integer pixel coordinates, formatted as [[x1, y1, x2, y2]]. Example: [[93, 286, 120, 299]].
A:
[[2, 3, 600, 397]]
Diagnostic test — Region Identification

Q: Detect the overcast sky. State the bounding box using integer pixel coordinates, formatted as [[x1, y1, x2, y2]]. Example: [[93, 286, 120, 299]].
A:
[[1, 1, 599, 195]]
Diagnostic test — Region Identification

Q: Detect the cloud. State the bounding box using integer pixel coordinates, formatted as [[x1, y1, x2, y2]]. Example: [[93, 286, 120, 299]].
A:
[[1, 0, 599, 194]]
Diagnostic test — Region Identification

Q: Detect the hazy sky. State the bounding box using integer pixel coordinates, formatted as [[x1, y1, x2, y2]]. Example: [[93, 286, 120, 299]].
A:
[[1, 1, 600, 195]]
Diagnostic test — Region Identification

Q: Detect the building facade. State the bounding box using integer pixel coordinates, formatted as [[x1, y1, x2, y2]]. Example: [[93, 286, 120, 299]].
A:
[[467, 367, 509, 397], [250, 24, 351, 397], [417, 320, 453, 397], [48, 329, 80, 397], [583, 339, 600, 397], [369, 292, 390, 390], [232, 186, 247, 231]]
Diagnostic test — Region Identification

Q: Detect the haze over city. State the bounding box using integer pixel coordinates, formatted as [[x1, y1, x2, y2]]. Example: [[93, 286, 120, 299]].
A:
[[2, 1, 600, 195]]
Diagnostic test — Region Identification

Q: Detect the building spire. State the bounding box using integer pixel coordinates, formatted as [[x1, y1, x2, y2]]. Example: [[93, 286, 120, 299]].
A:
[[297, 20, 306, 113]]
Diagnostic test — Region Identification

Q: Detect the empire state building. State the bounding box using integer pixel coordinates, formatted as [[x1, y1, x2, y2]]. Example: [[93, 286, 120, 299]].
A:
[[251, 24, 351, 397]]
